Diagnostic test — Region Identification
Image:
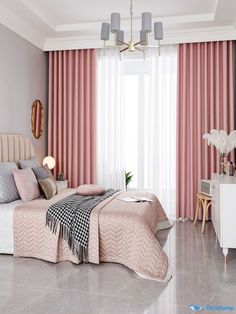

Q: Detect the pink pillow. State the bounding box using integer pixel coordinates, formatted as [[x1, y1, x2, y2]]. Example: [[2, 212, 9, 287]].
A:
[[77, 184, 105, 196], [13, 168, 40, 202]]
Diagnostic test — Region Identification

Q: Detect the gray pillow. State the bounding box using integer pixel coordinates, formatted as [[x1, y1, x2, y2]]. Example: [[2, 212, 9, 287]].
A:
[[38, 177, 57, 200], [0, 173, 20, 203], [19, 157, 40, 169], [32, 164, 54, 180], [0, 161, 18, 174]]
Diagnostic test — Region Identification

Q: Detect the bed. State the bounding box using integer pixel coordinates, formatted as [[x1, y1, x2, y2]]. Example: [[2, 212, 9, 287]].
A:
[[0, 134, 172, 282], [0, 199, 22, 254]]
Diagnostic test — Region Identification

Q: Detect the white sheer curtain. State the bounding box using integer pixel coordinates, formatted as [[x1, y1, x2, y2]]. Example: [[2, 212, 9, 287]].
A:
[[96, 46, 177, 218], [144, 46, 177, 219], [96, 49, 126, 189]]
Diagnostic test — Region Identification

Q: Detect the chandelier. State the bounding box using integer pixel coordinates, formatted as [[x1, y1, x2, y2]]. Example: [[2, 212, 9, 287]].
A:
[[100, 0, 163, 56]]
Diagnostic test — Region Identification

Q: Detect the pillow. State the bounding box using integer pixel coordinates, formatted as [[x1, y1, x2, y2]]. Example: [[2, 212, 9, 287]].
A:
[[33, 165, 58, 194], [0, 161, 18, 174], [77, 184, 105, 196], [13, 168, 40, 202], [0, 173, 20, 203], [19, 157, 40, 169], [38, 177, 57, 200], [32, 164, 54, 180]]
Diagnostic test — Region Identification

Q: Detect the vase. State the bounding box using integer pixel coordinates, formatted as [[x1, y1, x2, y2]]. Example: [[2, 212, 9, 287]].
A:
[[219, 153, 226, 175]]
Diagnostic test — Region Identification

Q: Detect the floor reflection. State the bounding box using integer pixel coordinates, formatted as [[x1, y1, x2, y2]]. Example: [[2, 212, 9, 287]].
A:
[[1, 221, 236, 314]]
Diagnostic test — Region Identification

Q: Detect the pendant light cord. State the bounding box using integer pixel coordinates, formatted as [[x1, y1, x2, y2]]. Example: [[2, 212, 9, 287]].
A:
[[130, 0, 133, 41]]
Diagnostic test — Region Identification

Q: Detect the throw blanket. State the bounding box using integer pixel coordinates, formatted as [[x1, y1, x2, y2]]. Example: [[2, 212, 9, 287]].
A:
[[46, 189, 117, 257]]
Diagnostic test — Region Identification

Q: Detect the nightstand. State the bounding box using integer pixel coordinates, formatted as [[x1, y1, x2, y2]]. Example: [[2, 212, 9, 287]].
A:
[[56, 180, 69, 191], [211, 173, 236, 265]]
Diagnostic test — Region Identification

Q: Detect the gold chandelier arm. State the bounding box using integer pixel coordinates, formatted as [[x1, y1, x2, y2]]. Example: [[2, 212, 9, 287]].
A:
[[117, 40, 129, 47], [120, 47, 129, 53], [134, 41, 141, 47]]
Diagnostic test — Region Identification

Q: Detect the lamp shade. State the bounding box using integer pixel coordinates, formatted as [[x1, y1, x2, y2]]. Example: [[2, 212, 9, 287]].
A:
[[43, 156, 56, 170], [154, 22, 163, 40], [142, 12, 152, 33], [111, 12, 120, 33], [101, 22, 110, 41], [116, 30, 124, 46], [140, 30, 148, 46]]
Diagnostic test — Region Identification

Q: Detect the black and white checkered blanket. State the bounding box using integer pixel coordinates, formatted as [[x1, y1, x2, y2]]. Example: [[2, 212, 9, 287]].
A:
[[46, 189, 117, 258]]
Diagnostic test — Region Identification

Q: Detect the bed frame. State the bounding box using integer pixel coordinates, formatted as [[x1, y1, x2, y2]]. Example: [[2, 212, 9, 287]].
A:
[[0, 133, 35, 163], [0, 134, 36, 254]]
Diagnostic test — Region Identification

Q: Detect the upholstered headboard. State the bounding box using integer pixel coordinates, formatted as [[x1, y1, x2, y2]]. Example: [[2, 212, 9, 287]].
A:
[[0, 134, 35, 163]]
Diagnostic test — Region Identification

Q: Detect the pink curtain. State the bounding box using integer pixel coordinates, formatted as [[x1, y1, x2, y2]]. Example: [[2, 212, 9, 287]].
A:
[[48, 49, 96, 188], [177, 41, 234, 219]]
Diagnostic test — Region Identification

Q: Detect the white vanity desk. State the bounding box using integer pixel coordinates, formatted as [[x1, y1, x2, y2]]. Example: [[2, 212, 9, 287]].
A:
[[211, 173, 236, 263]]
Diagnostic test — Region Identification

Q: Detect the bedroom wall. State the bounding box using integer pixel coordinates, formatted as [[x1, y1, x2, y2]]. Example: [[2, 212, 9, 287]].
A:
[[0, 23, 48, 163]]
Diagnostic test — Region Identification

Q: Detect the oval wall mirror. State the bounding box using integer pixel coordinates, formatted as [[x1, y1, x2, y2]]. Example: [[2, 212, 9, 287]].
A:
[[31, 100, 44, 139]]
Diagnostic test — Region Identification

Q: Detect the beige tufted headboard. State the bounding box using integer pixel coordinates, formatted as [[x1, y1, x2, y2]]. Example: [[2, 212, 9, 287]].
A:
[[0, 134, 35, 163]]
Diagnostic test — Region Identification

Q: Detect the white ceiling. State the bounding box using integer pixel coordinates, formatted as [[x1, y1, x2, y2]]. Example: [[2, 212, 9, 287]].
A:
[[0, 0, 235, 51]]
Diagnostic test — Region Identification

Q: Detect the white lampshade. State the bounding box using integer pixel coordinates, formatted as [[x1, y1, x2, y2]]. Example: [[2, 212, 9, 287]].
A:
[[43, 156, 56, 170]]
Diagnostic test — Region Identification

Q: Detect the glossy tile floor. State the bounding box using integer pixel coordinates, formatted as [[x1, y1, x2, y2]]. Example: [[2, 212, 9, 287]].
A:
[[1, 221, 236, 314]]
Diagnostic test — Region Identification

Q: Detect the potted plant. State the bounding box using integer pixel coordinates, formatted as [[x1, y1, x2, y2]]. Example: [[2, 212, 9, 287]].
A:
[[125, 171, 133, 190]]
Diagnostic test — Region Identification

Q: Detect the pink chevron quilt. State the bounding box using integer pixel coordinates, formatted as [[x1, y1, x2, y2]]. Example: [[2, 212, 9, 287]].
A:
[[13, 189, 172, 281]]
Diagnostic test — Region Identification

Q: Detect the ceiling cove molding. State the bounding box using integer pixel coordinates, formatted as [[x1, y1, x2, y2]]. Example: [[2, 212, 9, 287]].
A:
[[44, 26, 236, 51], [213, 0, 220, 14], [0, 3, 45, 50], [55, 13, 215, 32], [21, 0, 56, 31]]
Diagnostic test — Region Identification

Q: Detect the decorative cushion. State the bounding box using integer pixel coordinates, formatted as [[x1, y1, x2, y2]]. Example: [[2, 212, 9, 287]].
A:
[[76, 184, 105, 196], [19, 157, 40, 169], [13, 168, 40, 203], [0, 173, 20, 203], [38, 177, 57, 200], [33, 165, 57, 195], [0, 161, 18, 174], [32, 164, 54, 180]]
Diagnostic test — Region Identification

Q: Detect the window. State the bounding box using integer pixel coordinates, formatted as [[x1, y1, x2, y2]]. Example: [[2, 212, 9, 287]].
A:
[[96, 46, 177, 218], [124, 59, 149, 190]]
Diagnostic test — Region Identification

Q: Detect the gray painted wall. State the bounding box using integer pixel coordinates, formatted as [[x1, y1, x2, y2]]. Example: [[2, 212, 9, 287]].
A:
[[0, 23, 48, 163]]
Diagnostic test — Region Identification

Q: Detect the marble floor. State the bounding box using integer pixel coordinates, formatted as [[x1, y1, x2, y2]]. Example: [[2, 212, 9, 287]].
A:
[[0, 221, 236, 314]]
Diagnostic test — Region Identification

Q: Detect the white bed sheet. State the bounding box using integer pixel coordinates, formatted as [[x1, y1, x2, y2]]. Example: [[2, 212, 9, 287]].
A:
[[0, 200, 22, 254]]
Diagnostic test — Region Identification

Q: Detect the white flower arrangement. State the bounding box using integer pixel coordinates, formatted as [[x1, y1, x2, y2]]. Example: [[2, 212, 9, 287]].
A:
[[203, 129, 236, 154]]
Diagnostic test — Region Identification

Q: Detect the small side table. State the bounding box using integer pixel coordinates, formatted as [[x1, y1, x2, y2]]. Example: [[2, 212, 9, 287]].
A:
[[193, 193, 212, 233], [56, 180, 69, 191]]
